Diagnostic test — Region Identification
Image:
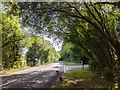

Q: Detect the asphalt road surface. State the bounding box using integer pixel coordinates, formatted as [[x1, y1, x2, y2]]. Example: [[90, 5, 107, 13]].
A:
[[64, 65, 89, 72], [1, 62, 63, 89], [0, 62, 88, 89]]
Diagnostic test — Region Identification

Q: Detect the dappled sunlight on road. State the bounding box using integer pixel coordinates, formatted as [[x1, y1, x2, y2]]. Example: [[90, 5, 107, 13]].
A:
[[1, 62, 64, 88]]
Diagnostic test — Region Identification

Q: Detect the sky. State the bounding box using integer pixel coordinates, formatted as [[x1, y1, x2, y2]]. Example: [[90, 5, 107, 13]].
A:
[[43, 35, 63, 52]]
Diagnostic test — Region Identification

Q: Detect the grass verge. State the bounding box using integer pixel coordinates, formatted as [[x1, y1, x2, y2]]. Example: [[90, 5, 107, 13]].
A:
[[0, 66, 31, 75], [0, 63, 53, 75], [52, 68, 113, 88], [64, 61, 81, 66]]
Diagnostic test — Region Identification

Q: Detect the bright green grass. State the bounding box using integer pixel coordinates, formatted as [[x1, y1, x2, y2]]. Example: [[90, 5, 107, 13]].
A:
[[64, 61, 81, 66], [52, 68, 114, 88]]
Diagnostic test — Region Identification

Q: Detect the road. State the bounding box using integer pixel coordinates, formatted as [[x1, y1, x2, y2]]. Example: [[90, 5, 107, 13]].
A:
[[1, 62, 63, 89], [64, 65, 89, 72], [0, 62, 88, 89]]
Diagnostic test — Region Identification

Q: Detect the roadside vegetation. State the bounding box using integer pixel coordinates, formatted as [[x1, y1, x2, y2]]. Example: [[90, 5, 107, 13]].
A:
[[1, 2, 120, 88], [64, 61, 81, 66], [0, 66, 30, 74], [0, 8, 60, 73], [52, 68, 115, 88]]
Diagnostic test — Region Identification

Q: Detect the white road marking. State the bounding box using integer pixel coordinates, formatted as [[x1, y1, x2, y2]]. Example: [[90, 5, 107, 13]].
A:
[[64, 65, 67, 72], [29, 72, 39, 75], [0, 79, 17, 87]]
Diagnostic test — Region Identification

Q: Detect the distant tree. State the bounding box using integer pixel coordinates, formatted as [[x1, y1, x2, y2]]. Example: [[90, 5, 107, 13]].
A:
[[60, 42, 84, 62], [26, 36, 60, 66]]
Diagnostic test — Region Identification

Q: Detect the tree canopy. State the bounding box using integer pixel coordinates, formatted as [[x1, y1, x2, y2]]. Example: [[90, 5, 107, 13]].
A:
[[1, 4, 60, 69], [1, 1, 120, 88]]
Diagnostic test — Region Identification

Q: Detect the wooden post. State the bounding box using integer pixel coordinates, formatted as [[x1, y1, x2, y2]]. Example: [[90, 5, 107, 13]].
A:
[[56, 70, 63, 81]]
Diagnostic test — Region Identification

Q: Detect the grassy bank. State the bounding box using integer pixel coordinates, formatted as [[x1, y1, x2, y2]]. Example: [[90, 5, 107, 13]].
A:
[[52, 68, 113, 88], [0, 66, 31, 75], [64, 61, 81, 66], [0, 63, 54, 75]]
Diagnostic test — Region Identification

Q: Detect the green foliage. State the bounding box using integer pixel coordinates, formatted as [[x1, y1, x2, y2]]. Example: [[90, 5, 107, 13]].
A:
[[1, 11, 26, 69], [3, 2, 120, 87], [26, 36, 60, 66], [60, 42, 85, 62], [60, 42, 73, 61], [64, 61, 80, 66]]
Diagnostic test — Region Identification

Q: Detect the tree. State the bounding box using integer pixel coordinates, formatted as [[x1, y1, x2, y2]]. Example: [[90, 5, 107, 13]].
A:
[[26, 36, 60, 66], [1, 3, 60, 70], [60, 42, 84, 62], [1, 11, 26, 69], [3, 2, 120, 88]]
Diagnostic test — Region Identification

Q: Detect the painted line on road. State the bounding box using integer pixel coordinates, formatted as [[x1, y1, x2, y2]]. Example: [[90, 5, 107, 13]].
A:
[[64, 65, 67, 72], [29, 71, 38, 75], [0, 79, 17, 87], [29, 70, 44, 75]]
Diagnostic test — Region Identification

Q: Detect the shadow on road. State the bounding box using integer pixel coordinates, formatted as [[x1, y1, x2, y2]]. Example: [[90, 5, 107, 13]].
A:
[[1, 69, 62, 88]]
